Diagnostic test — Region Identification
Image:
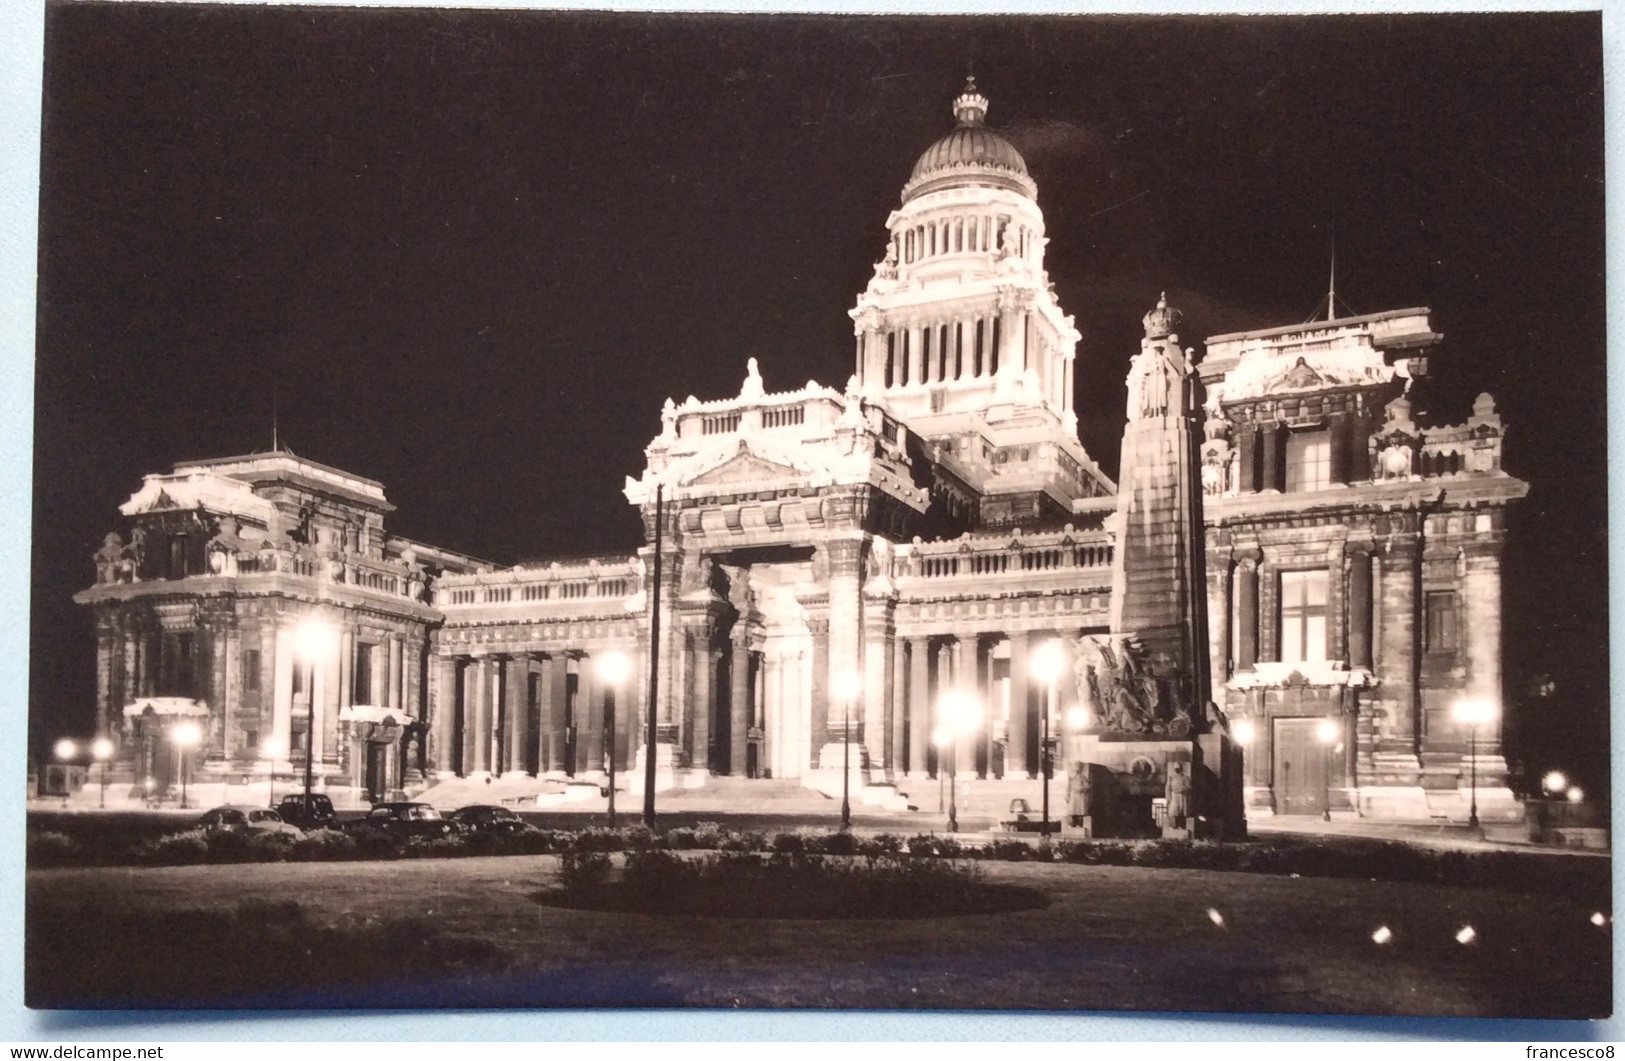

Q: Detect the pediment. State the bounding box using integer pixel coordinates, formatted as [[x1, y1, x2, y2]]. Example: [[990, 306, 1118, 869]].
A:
[[1266, 357, 1326, 394], [685, 447, 806, 487]]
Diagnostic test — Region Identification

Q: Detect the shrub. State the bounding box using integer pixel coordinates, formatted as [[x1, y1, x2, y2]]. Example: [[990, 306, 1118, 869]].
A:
[[689, 821, 726, 848], [292, 828, 358, 862], [557, 850, 613, 893], [133, 828, 211, 866], [662, 827, 700, 850], [245, 830, 298, 862], [617, 824, 659, 851], [862, 833, 904, 856], [718, 830, 767, 853], [770, 832, 806, 854], [26, 830, 82, 867], [984, 837, 1035, 861], [404, 835, 468, 859]]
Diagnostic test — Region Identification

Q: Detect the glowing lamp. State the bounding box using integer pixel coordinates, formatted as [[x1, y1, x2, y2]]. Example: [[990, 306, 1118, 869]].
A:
[[1232, 719, 1256, 746], [171, 721, 202, 748], [832, 669, 863, 703], [53, 738, 77, 762], [597, 650, 632, 686], [1065, 706, 1090, 731], [1542, 770, 1568, 796], [1029, 640, 1066, 685], [1450, 697, 1498, 727], [1567, 786, 1584, 804], [1314, 719, 1339, 744], [91, 737, 114, 762]]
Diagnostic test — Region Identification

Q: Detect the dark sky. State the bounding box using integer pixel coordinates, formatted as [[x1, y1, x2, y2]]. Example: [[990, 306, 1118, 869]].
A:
[[32, 7, 1606, 789]]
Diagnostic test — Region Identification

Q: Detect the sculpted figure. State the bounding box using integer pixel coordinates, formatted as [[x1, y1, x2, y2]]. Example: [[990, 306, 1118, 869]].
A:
[[1164, 762, 1191, 825], [95, 532, 125, 584], [1379, 442, 1412, 480], [1066, 761, 1091, 825]]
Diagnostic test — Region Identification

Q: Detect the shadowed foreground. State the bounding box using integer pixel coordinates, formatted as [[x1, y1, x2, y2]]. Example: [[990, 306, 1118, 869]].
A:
[[26, 854, 1610, 1017]]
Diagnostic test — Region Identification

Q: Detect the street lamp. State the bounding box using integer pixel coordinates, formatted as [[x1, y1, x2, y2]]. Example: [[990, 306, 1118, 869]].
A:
[[92, 737, 113, 810], [833, 669, 863, 831], [597, 650, 632, 828], [1542, 770, 1568, 797], [1030, 640, 1066, 846], [54, 738, 77, 763], [1232, 719, 1256, 746], [294, 616, 338, 807], [171, 720, 201, 810], [261, 734, 285, 807], [1314, 718, 1339, 823], [1567, 785, 1584, 804], [934, 689, 982, 833], [1451, 696, 1498, 831]]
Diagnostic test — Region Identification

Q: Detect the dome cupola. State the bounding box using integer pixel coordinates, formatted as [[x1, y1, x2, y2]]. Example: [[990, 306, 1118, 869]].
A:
[[902, 78, 1036, 204]]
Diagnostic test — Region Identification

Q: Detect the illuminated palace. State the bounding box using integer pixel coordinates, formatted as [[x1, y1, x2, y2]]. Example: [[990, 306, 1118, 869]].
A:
[[74, 81, 1527, 822]]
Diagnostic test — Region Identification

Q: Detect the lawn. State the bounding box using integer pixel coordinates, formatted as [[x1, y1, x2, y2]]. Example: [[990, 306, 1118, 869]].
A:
[[26, 853, 1611, 1017]]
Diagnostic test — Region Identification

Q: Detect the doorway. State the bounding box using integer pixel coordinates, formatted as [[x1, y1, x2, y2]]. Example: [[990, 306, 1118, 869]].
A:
[[1273, 716, 1330, 816]]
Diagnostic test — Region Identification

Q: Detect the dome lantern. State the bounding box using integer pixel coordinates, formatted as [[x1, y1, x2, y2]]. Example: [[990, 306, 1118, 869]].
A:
[[953, 76, 988, 127]]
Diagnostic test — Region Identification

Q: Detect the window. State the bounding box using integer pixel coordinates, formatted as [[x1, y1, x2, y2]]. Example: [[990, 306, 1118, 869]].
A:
[[1285, 430, 1331, 492], [243, 649, 260, 693], [1279, 570, 1328, 663], [1425, 591, 1459, 655], [353, 642, 375, 704]]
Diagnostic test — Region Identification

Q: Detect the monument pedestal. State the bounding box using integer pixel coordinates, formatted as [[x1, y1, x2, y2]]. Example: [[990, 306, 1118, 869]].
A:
[[1070, 731, 1245, 840]]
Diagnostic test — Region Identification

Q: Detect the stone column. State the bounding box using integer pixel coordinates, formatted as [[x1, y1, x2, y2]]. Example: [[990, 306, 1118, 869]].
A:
[[547, 654, 570, 774], [388, 637, 403, 712], [1234, 555, 1259, 671], [1007, 631, 1032, 778], [889, 633, 908, 777], [1260, 423, 1283, 493], [863, 610, 893, 772], [907, 636, 930, 777], [1379, 530, 1421, 754], [910, 325, 925, 385], [272, 627, 294, 756], [1346, 547, 1374, 670], [492, 656, 509, 776], [808, 617, 830, 757], [579, 653, 602, 776], [1208, 547, 1233, 694], [1237, 424, 1259, 493], [221, 620, 241, 761], [1463, 538, 1503, 752], [729, 628, 751, 776]]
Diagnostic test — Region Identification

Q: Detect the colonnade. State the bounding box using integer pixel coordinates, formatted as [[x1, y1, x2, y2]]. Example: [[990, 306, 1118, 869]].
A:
[[434, 649, 642, 779]]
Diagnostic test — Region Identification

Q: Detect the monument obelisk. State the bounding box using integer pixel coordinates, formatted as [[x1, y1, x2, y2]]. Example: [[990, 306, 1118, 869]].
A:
[[1070, 293, 1242, 840]]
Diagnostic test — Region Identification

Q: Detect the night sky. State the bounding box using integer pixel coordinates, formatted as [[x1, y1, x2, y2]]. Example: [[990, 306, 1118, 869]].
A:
[[32, 7, 1606, 790]]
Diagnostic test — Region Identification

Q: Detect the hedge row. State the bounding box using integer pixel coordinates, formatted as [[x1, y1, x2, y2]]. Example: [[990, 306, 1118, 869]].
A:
[[24, 821, 1604, 894]]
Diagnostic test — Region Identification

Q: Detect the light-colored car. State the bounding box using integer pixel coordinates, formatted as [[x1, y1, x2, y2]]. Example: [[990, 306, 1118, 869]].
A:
[[197, 805, 302, 836]]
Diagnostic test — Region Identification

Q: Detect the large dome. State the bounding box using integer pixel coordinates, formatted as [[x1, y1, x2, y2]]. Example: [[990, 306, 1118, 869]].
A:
[[902, 79, 1035, 203]]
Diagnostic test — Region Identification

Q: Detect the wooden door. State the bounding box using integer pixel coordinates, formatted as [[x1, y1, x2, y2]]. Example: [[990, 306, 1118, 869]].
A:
[[1273, 717, 1327, 816]]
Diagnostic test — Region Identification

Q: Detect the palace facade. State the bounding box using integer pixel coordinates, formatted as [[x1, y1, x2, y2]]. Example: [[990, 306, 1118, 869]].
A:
[[74, 81, 1527, 821]]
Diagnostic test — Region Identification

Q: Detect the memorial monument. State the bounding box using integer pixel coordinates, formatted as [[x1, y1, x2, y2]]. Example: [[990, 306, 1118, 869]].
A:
[[1066, 295, 1246, 840]]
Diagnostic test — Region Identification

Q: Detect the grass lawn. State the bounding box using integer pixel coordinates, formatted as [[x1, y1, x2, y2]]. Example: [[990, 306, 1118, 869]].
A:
[[26, 854, 1611, 1017]]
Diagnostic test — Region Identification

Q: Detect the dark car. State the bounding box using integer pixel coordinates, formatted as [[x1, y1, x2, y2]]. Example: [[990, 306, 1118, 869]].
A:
[[448, 804, 531, 836], [346, 801, 457, 839], [276, 793, 338, 830]]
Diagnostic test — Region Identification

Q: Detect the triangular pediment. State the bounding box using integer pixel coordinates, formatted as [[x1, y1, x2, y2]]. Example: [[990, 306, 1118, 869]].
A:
[[1266, 356, 1326, 393], [685, 445, 806, 487]]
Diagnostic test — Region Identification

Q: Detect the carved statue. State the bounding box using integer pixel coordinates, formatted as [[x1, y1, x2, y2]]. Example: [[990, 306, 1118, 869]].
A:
[[1164, 761, 1191, 825], [660, 397, 678, 439], [94, 532, 127, 584], [741, 357, 765, 400], [1377, 441, 1413, 480], [872, 243, 898, 282], [258, 537, 278, 573], [998, 222, 1019, 258], [1066, 761, 1091, 824], [810, 547, 830, 584]]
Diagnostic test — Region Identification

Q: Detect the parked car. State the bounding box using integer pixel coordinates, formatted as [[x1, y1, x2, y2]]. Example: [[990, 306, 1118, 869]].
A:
[[197, 805, 303, 836], [345, 801, 458, 839], [449, 804, 531, 836], [275, 793, 338, 830]]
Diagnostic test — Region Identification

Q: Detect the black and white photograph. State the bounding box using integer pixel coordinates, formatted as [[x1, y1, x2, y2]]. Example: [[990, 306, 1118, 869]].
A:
[[21, 4, 1611, 1024]]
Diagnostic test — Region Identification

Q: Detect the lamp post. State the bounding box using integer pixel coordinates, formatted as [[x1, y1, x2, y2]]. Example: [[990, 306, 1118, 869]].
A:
[[294, 616, 338, 807], [53, 739, 76, 805], [171, 721, 201, 810], [92, 737, 113, 810], [934, 689, 982, 833], [1451, 697, 1498, 832], [1542, 770, 1568, 798], [1314, 718, 1339, 823], [261, 734, 285, 807], [598, 651, 632, 828], [833, 670, 862, 831], [1029, 640, 1065, 846]]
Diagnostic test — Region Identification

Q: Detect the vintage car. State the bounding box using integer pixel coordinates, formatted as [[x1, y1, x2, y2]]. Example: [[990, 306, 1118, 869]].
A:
[[275, 792, 338, 830], [448, 804, 531, 836], [344, 801, 458, 839], [197, 805, 303, 836]]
